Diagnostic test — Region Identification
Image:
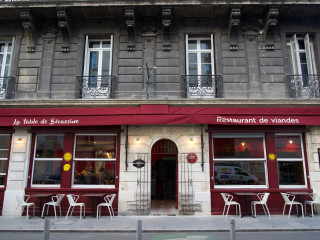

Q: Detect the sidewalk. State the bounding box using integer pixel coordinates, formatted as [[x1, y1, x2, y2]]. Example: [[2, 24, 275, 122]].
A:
[[0, 215, 319, 232]]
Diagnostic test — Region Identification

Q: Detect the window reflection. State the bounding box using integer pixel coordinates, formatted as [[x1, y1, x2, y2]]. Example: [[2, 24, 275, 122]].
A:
[[75, 135, 116, 159], [73, 134, 117, 186], [276, 135, 306, 186], [214, 161, 266, 185], [32, 161, 62, 185], [0, 134, 10, 186], [214, 137, 264, 159], [32, 134, 64, 185], [73, 161, 115, 185]]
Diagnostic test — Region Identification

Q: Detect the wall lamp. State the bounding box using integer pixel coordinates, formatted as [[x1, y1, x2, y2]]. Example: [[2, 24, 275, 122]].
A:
[[16, 138, 23, 144]]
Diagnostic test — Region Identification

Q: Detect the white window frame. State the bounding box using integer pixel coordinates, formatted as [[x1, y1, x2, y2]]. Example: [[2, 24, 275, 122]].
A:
[[276, 133, 307, 189], [31, 134, 64, 188], [72, 133, 117, 189], [186, 34, 215, 76], [212, 133, 268, 189], [83, 36, 113, 77], [0, 38, 14, 78], [0, 134, 10, 187], [288, 34, 317, 77]]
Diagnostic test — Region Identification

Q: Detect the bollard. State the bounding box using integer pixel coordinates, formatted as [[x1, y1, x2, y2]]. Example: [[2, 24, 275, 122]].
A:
[[230, 218, 236, 240], [43, 219, 50, 240], [136, 218, 142, 240]]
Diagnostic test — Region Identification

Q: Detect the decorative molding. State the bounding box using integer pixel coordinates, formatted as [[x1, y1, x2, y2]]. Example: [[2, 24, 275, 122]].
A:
[[228, 6, 241, 51], [162, 7, 172, 51], [263, 6, 279, 51], [20, 8, 37, 53], [125, 7, 136, 51], [57, 7, 71, 52]]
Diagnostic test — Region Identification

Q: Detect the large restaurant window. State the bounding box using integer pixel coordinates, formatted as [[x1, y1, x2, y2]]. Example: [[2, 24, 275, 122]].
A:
[[31, 134, 64, 186], [275, 134, 306, 186], [73, 134, 116, 187], [0, 134, 10, 186], [213, 133, 267, 187]]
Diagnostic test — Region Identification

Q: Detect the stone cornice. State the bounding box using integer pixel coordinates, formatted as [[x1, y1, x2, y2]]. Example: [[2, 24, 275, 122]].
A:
[[1, 1, 320, 9], [1, 99, 320, 109]]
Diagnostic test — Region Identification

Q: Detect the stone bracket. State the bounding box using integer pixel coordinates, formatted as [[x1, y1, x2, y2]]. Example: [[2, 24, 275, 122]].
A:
[[263, 6, 279, 51], [57, 7, 71, 52], [20, 8, 37, 53], [228, 6, 241, 51], [162, 7, 172, 51], [125, 7, 136, 51]]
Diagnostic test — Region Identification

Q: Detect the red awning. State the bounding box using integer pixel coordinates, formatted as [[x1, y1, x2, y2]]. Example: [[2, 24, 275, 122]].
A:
[[1, 105, 320, 127]]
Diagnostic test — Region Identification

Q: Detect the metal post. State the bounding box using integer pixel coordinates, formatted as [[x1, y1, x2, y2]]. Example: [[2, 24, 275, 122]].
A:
[[43, 219, 50, 240], [230, 218, 236, 240], [136, 218, 142, 240]]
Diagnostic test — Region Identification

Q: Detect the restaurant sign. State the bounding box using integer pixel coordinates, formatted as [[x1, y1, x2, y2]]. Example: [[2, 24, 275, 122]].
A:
[[133, 159, 145, 168], [186, 153, 197, 164]]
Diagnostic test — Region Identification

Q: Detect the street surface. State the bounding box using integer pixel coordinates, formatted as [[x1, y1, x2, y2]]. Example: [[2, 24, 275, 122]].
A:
[[0, 231, 320, 240]]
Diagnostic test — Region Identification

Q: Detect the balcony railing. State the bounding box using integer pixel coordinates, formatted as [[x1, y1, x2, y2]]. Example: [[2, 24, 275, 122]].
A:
[[287, 75, 320, 99], [77, 75, 114, 99], [0, 77, 15, 100], [181, 75, 222, 98]]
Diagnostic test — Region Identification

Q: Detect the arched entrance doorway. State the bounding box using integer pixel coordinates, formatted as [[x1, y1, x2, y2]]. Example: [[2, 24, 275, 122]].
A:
[[151, 139, 178, 214]]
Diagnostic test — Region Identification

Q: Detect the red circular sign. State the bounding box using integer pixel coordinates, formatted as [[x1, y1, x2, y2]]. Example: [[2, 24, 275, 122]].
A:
[[186, 153, 198, 164]]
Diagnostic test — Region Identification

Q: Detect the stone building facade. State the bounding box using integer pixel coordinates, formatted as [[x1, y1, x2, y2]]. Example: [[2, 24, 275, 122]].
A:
[[0, 0, 320, 217]]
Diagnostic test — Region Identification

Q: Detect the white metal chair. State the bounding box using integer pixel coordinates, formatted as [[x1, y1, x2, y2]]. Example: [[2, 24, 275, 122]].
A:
[[13, 194, 35, 219], [281, 192, 304, 218], [250, 193, 271, 218], [66, 194, 85, 219], [96, 194, 116, 219], [41, 194, 65, 220], [304, 192, 320, 217], [221, 193, 241, 218]]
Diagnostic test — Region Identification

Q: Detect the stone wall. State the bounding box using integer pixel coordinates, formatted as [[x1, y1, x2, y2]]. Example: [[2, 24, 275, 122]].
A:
[[118, 125, 211, 215]]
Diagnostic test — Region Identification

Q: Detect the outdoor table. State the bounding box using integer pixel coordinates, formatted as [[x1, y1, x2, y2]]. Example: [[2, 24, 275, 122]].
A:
[[29, 193, 53, 217], [234, 192, 258, 217], [82, 193, 106, 217]]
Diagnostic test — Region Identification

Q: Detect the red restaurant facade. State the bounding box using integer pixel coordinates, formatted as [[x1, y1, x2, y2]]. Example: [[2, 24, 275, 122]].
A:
[[0, 103, 319, 217]]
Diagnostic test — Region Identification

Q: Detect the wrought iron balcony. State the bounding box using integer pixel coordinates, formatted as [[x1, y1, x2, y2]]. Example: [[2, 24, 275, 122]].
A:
[[77, 75, 114, 99], [287, 75, 320, 98], [181, 75, 222, 98], [0, 77, 14, 100]]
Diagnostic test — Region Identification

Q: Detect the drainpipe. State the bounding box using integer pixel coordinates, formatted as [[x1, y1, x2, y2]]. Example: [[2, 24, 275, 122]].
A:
[[201, 124, 204, 171], [125, 125, 129, 171]]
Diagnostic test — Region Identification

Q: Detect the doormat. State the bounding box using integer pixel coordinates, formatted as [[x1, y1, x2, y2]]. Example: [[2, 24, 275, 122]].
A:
[[152, 235, 213, 240]]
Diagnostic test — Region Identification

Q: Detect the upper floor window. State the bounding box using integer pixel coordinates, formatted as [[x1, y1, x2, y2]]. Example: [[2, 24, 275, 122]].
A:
[[0, 134, 11, 187], [185, 34, 216, 98], [82, 36, 113, 99], [0, 40, 14, 100], [0, 41, 13, 78], [288, 34, 317, 78]]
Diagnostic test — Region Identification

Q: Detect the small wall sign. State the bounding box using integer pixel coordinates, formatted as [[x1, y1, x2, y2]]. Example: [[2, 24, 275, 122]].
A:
[[186, 153, 198, 164], [63, 152, 72, 161], [133, 159, 145, 168], [63, 164, 71, 171], [268, 153, 276, 161]]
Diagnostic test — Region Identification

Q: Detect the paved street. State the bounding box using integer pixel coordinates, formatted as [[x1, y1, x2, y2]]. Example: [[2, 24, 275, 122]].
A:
[[1, 231, 320, 240]]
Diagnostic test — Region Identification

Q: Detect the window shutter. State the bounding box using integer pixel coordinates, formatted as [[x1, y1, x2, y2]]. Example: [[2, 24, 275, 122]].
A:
[[83, 35, 89, 76], [290, 34, 300, 75], [109, 35, 113, 75], [211, 34, 215, 75], [185, 34, 189, 75], [304, 34, 315, 75]]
